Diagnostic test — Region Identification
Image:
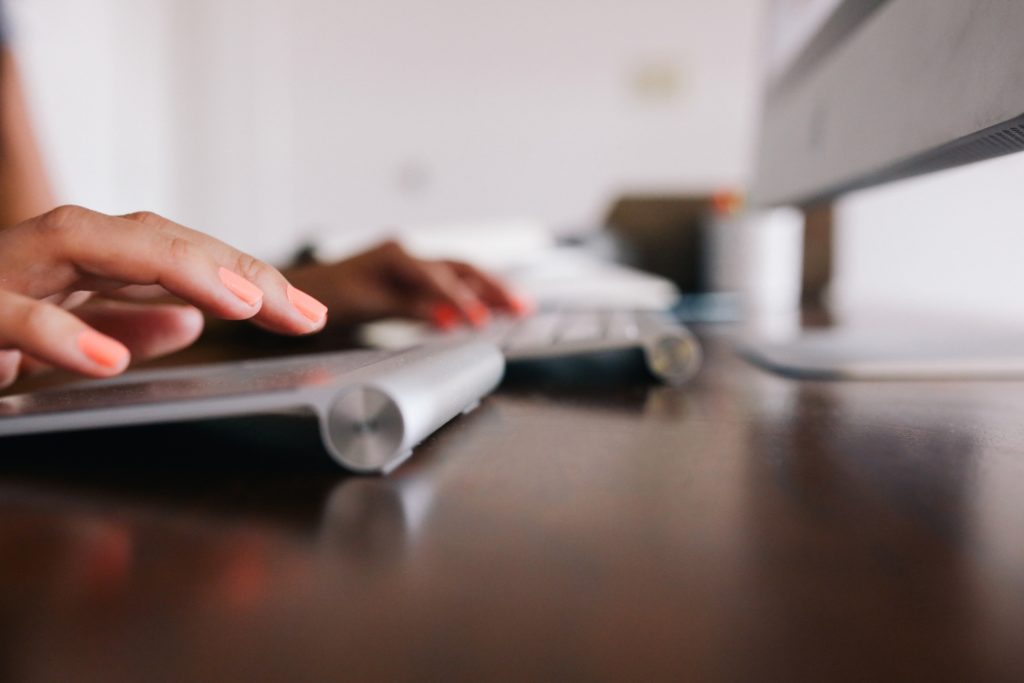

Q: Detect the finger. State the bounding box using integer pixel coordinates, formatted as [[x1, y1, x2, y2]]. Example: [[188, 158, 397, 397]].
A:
[[18, 206, 324, 336], [377, 243, 489, 327], [0, 288, 130, 378], [119, 211, 327, 335], [17, 353, 49, 376], [23, 206, 261, 322], [418, 264, 492, 328], [45, 290, 94, 310], [444, 261, 532, 315], [0, 350, 21, 389], [102, 284, 173, 301], [74, 300, 204, 362]]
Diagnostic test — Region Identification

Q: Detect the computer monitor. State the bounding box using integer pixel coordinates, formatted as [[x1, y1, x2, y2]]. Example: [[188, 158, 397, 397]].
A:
[[754, 0, 1024, 207], [743, 0, 1024, 378]]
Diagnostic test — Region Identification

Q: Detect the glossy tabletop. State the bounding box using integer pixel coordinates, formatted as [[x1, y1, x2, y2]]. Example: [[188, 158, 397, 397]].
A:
[[0, 330, 1022, 682]]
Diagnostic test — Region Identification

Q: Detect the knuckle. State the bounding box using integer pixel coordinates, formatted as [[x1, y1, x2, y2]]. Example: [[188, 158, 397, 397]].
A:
[[428, 262, 455, 282], [441, 261, 466, 277], [422, 266, 447, 288], [122, 210, 165, 228], [380, 239, 406, 257], [165, 236, 195, 266], [234, 253, 275, 283], [40, 204, 88, 236]]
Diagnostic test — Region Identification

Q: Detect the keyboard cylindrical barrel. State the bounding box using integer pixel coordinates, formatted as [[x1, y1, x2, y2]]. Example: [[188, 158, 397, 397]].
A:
[[321, 342, 505, 473], [638, 316, 702, 386]]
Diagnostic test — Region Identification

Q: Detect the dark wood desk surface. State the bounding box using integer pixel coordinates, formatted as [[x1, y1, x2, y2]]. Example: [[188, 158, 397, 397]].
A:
[[0, 330, 1022, 682]]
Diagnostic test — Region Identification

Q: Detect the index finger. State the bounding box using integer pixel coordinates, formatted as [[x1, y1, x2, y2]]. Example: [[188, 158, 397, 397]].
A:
[[445, 261, 533, 316], [118, 211, 328, 334], [27, 206, 325, 336]]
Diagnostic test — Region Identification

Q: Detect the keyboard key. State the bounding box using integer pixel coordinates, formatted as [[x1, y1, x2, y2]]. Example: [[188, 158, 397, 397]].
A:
[[605, 310, 640, 341], [556, 312, 604, 343], [503, 312, 562, 351]]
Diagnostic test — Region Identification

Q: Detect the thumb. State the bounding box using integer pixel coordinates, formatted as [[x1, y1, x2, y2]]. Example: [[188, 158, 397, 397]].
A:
[[0, 350, 21, 389]]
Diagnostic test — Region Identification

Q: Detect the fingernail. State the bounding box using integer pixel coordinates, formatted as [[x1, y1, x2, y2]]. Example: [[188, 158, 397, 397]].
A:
[[467, 303, 491, 328], [286, 285, 328, 324], [431, 304, 459, 331], [218, 267, 263, 307], [510, 295, 534, 317], [77, 330, 129, 369]]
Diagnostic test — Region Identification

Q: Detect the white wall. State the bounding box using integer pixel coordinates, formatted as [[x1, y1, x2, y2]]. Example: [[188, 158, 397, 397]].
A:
[[7, 0, 174, 214], [833, 154, 1024, 323], [13, 0, 1022, 325], [7, 0, 765, 262]]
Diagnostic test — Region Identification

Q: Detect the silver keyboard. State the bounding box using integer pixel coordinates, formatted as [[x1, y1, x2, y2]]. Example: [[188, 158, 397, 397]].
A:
[[0, 342, 505, 474], [439, 308, 702, 385]]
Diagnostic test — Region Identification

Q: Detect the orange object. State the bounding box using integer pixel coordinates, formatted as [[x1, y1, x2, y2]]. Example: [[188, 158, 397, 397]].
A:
[[77, 330, 129, 369], [711, 190, 744, 216], [286, 285, 328, 324], [218, 267, 264, 307]]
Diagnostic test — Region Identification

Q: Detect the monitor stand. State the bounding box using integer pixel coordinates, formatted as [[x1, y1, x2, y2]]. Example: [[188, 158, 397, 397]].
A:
[[738, 314, 1024, 380]]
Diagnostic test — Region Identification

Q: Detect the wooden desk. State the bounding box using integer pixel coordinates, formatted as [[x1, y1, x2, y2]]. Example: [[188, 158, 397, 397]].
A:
[[0, 331, 1022, 682]]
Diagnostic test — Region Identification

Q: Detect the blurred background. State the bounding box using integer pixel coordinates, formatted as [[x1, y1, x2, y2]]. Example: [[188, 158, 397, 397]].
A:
[[8, 0, 1024, 322], [7, 0, 765, 257]]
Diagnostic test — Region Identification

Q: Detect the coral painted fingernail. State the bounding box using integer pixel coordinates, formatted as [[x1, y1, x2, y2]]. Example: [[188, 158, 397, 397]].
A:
[[467, 303, 491, 328], [510, 295, 534, 317], [431, 304, 459, 331], [218, 267, 263, 307], [77, 330, 129, 369], [286, 285, 328, 324]]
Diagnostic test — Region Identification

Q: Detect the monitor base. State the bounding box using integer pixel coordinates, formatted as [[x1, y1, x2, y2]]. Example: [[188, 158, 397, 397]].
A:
[[740, 327, 1024, 380]]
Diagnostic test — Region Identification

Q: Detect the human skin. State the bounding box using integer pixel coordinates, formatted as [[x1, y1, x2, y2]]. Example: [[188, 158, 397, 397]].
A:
[[0, 46, 526, 389], [0, 48, 54, 228], [283, 240, 527, 329], [0, 205, 328, 388]]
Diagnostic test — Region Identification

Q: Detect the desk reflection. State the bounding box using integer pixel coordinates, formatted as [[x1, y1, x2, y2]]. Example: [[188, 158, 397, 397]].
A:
[[733, 375, 989, 681], [1, 333, 1023, 681], [319, 470, 436, 564]]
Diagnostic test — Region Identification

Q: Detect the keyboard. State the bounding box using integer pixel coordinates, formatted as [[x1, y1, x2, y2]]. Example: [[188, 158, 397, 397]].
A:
[[0, 342, 505, 474], [362, 308, 702, 386]]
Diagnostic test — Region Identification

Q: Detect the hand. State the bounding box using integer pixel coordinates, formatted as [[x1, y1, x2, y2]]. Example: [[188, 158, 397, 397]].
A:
[[283, 240, 531, 328], [0, 206, 329, 389]]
